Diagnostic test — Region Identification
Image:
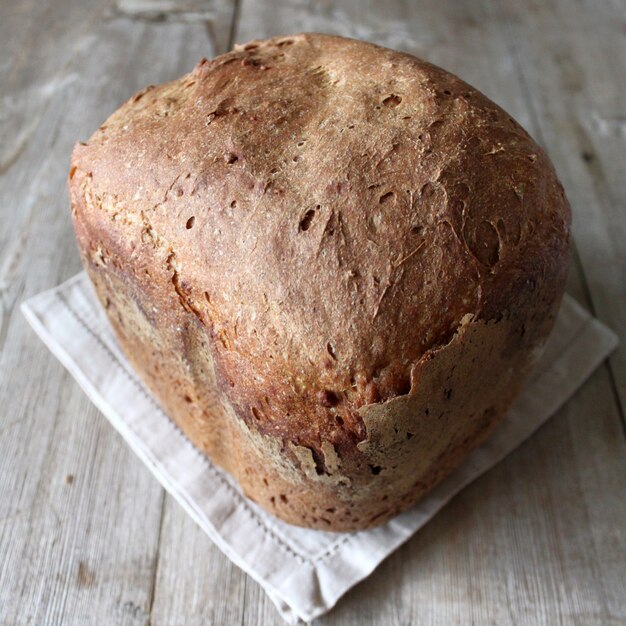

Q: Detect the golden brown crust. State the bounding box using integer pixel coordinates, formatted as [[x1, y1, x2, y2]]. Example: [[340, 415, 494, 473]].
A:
[[69, 33, 570, 530]]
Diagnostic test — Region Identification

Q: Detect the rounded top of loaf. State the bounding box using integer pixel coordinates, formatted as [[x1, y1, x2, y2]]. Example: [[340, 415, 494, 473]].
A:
[[71, 33, 570, 447]]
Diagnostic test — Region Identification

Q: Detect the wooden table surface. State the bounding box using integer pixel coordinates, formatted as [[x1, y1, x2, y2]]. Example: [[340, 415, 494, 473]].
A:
[[1, 0, 625, 624]]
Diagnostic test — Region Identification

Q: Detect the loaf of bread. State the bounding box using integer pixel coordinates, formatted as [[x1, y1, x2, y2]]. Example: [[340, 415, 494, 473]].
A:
[[69, 33, 570, 531]]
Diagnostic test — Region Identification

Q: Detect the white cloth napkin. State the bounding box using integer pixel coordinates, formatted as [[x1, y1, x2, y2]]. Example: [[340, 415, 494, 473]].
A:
[[22, 272, 617, 624]]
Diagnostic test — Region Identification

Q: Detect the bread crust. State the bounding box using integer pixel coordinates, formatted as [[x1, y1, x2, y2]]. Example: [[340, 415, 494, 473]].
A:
[[69, 33, 570, 530]]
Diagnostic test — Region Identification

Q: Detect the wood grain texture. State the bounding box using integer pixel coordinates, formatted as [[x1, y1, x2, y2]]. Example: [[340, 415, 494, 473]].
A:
[[1, 0, 624, 624], [0, 1, 235, 625], [489, 0, 626, 420]]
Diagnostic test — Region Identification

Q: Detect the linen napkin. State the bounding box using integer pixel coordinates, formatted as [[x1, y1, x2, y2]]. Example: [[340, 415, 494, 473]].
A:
[[21, 272, 618, 624]]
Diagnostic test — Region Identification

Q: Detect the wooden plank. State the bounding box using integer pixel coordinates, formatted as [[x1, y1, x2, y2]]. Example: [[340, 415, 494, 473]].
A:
[[149, 494, 248, 625], [144, 4, 252, 625], [0, 1, 236, 625], [484, 0, 626, 418]]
